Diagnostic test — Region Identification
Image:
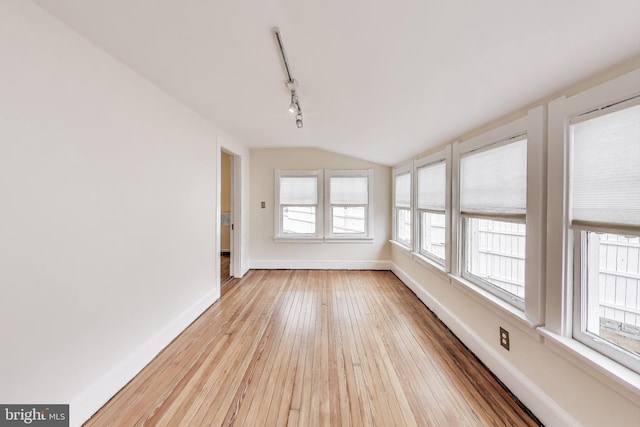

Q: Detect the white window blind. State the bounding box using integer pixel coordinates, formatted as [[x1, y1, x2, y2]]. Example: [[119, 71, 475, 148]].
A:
[[395, 173, 411, 207], [417, 161, 446, 211], [330, 176, 368, 205], [280, 176, 318, 205], [570, 103, 640, 228], [460, 138, 527, 216]]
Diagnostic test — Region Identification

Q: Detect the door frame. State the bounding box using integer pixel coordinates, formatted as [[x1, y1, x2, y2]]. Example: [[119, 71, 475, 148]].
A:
[[216, 140, 243, 288]]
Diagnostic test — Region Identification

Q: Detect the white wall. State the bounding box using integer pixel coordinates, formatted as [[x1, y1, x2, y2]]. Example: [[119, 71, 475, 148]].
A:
[[0, 1, 249, 425], [250, 148, 390, 269]]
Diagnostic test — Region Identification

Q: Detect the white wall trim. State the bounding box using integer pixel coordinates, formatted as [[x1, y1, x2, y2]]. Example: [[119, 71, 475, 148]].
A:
[[391, 262, 580, 427], [218, 136, 248, 280], [70, 290, 219, 427], [250, 260, 391, 270]]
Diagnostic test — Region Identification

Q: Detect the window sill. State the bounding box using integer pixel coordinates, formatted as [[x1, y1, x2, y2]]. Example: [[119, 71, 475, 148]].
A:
[[273, 236, 324, 243], [390, 239, 412, 255], [412, 253, 449, 281], [537, 327, 640, 405], [324, 237, 374, 244], [273, 236, 374, 244], [449, 274, 540, 339]]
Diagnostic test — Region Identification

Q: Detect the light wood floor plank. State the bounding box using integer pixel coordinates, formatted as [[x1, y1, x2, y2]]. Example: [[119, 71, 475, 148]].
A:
[[85, 270, 541, 427]]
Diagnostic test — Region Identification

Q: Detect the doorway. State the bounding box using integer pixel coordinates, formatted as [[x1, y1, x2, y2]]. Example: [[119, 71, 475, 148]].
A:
[[220, 150, 233, 283]]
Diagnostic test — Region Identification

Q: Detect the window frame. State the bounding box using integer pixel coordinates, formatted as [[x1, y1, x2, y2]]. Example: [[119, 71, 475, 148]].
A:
[[546, 68, 640, 382], [274, 169, 323, 241], [573, 229, 640, 374], [392, 163, 413, 250], [413, 147, 451, 271], [458, 136, 528, 310], [324, 168, 374, 241], [452, 106, 545, 322]]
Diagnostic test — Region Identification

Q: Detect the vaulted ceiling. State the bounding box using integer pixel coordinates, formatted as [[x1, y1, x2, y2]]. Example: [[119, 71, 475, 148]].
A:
[[33, 0, 640, 166]]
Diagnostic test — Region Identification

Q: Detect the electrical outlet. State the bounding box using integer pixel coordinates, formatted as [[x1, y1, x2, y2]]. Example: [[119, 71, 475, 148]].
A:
[[261, 201, 266, 209], [500, 327, 510, 350]]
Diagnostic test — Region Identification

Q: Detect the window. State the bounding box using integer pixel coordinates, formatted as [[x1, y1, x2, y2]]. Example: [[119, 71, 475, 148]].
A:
[[325, 169, 373, 239], [393, 164, 412, 248], [570, 99, 640, 372], [275, 168, 373, 241], [546, 68, 640, 381], [274, 169, 323, 239], [453, 106, 544, 320], [415, 148, 450, 269], [459, 137, 527, 307]]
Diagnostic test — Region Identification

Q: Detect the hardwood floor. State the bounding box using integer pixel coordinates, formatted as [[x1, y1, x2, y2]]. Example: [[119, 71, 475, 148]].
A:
[[220, 253, 231, 284], [85, 270, 541, 426]]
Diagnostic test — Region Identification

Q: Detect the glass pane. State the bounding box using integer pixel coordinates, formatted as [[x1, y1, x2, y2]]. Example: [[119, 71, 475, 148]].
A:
[[282, 206, 316, 234], [465, 218, 526, 300], [460, 138, 527, 215], [280, 176, 317, 205], [332, 206, 365, 234], [585, 232, 640, 357], [420, 212, 445, 263], [330, 176, 368, 205], [571, 103, 640, 227], [396, 208, 412, 245]]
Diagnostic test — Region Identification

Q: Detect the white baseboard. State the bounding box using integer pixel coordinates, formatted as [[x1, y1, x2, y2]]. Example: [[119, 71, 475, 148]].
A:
[[69, 289, 219, 427], [250, 259, 392, 270], [391, 263, 579, 427]]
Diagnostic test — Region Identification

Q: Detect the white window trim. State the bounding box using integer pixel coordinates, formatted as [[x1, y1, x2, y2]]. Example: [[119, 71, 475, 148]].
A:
[[392, 162, 413, 250], [546, 68, 640, 384], [451, 106, 545, 323], [413, 146, 452, 272], [324, 169, 374, 241], [274, 169, 323, 241]]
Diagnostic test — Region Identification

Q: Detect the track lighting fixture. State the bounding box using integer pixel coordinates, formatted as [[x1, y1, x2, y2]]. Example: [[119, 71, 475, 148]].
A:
[[288, 91, 299, 114], [273, 27, 304, 129]]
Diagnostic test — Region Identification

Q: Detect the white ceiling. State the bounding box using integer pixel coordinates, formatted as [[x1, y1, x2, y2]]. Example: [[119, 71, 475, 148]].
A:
[[33, 0, 640, 166]]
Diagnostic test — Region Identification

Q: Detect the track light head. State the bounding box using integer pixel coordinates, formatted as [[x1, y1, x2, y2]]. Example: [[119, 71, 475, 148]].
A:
[[295, 113, 303, 128], [288, 91, 298, 114]]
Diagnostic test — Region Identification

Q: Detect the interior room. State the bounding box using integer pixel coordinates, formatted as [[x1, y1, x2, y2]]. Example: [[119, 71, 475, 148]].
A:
[[1, 1, 639, 425]]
